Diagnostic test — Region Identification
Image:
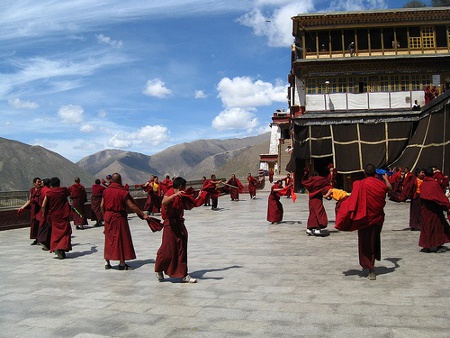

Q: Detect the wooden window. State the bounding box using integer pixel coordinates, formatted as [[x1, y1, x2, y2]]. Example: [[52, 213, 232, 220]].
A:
[[368, 76, 379, 92], [306, 78, 316, 94], [409, 27, 421, 49], [380, 76, 389, 92], [411, 75, 421, 91], [421, 26, 435, 49]]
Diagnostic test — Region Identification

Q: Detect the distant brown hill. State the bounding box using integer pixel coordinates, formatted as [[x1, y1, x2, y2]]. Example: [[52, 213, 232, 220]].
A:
[[0, 137, 95, 191], [77, 133, 270, 185]]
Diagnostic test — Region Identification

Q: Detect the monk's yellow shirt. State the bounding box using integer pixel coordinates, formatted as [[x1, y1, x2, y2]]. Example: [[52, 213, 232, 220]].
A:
[[331, 188, 349, 201]]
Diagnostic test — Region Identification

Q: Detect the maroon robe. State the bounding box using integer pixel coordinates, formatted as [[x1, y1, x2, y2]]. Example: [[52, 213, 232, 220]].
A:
[[226, 177, 243, 200], [247, 176, 258, 198], [69, 183, 88, 226], [45, 187, 72, 253], [282, 176, 293, 198], [335, 177, 388, 270], [91, 183, 106, 221], [408, 177, 422, 231], [144, 182, 163, 213], [36, 186, 51, 247], [419, 177, 450, 249], [155, 187, 201, 278], [102, 182, 136, 261], [268, 169, 274, 183], [201, 179, 211, 205], [267, 184, 289, 223], [160, 178, 173, 194], [28, 187, 41, 240], [302, 172, 330, 229], [143, 184, 153, 211]]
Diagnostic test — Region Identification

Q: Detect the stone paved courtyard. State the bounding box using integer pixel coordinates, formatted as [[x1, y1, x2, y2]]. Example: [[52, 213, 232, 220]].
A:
[[0, 184, 449, 337]]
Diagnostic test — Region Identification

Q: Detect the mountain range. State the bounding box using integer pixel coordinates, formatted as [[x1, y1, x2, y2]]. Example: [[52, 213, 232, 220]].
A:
[[77, 133, 270, 184], [0, 133, 270, 191]]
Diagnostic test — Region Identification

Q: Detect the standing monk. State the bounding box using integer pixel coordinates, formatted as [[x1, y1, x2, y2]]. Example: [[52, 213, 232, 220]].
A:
[[209, 174, 222, 210], [41, 177, 72, 259], [18, 177, 42, 245], [37, 178, 52, 251], [160, 175, 173, 195], [101, 173, 149, 270], [155, 177, 201, 283], [141, 175, 155, 213], [404, 168, 424, 231], [268, 168, 274, 183], [302, 168, 332, 236], [201, 176, 211, 206], [91, 179, 106, 227], [335, 164, 392, 280], [267, 180, 290, 224], [226, 174, 243, 201], [69, 177, 88, 230], [418, 167, 450, 253], [247, 173, 258, 199], [281, 173, 293, 198]]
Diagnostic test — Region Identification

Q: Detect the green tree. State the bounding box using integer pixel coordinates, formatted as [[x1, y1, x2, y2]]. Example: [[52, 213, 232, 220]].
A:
[[431, 0, 450, 6], [403, 0, 427, 7]]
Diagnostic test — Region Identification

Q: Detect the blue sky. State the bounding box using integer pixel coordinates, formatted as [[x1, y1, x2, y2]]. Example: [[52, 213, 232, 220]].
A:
[[0, 0, 429, 162]]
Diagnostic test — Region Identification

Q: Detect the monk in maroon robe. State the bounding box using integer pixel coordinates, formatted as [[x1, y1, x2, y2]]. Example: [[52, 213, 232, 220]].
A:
[[37, 178, 52, 250], [247, 173, 258, 199], [419, 167, 450, 253], [69, 177, 88, 229], [41, 177, 72, 259], [160, 175, 173, 194], [281, 173, 293, 198], [201, 176, 211, 206], [268, 168, 274, 183], [18, 177, 42, 245], [155, 177, 202, 283], [335, 164, 392, 280], [206, 174, 222, 210], [302, 168, 332, 236], [432, 167, 448, 192], [101, 173, 149, 270], [226, 174, 244, 201], [91, 179, 106, 227], [139, 175, 154, 212], [403, 168, 424, 231], [267, 180, 290, 223]]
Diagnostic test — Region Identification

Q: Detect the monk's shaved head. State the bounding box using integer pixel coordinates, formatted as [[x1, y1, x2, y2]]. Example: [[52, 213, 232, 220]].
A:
[[111, 173, 122, 184]]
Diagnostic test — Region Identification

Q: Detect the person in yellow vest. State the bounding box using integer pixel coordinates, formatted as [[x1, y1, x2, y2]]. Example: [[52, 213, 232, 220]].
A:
[[323, 187, 350, 218]]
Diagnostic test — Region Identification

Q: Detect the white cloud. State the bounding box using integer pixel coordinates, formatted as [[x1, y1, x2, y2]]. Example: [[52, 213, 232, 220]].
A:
[[58, 104, 84, 124], [80, 123, 95, 133], [96, 33, 123, 48], [237, 1, 314, 47], [131, 125, 170, 145], [217, 76, 287, 108], [98, 110, 107, 118], [194, 90, 207, 99], [107, 134, 134, 148], [8, 98, 39, 109], [0, 53, 130, 97], [0, 1, 253, 41], [143, 79, 172, 98], [107, 124, 170, 149], [212, 107, 259, 131]]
